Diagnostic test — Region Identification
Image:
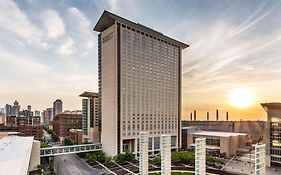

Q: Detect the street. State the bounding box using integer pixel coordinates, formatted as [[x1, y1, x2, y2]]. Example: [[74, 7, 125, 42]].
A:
[[54, 154, 103, 175]]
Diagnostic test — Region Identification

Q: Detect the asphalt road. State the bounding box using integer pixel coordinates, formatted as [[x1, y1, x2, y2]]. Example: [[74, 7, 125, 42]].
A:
[[54, 154, 103, 175]]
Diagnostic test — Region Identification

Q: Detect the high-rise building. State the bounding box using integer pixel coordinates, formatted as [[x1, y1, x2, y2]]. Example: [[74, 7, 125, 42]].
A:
[[79, 92, 100, 143], [11, 100, 20, 117], [43, 108, 53, 125], [27, 105, 31, 111], [5, 104, 11, 117], [94, 11, 188, 156], [0, 108, 4, 115], [261, 103, 281, 166], [53, 99, 63, 117], [34, 110, 41, 117]]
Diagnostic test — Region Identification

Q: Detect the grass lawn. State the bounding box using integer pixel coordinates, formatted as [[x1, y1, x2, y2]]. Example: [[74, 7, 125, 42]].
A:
[[149, 172, 194, 175]]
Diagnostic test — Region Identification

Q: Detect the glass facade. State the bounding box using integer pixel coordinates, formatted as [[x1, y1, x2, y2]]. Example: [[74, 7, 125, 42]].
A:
[[82, 99, 88, 135], [270, 117, 281, 164], [193, 135, 220, 147]]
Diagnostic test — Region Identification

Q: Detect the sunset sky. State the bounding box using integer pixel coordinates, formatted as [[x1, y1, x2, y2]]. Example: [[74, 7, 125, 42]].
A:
[[1, 0, 281, 120]]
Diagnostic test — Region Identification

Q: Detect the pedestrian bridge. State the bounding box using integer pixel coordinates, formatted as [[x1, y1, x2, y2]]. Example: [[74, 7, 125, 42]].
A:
[[40, 143, 102, 157]]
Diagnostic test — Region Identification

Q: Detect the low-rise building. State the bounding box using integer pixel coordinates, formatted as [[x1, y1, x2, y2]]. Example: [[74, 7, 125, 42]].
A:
[[53, 110, 82, 140], [6, 116, 41, 126], [0, 124, 43, 140], [182, 127, 247, 157], [182, 120, 266, 144], [0, 135, 40, 175], [69, 129, 83, 144]]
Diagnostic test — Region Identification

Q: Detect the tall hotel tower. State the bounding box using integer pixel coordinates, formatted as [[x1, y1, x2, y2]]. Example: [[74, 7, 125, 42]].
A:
[[94, 11, 189, 156]]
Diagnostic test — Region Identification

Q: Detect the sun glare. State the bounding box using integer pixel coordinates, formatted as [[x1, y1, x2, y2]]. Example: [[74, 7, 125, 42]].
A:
[[228, 88, 255, 108]]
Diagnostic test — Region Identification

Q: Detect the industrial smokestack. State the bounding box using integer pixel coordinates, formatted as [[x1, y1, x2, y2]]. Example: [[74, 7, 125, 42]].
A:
[[190, 113, 193, 121], [194, 110, 197, 121], [226, 112, 229, 121], [207, 112, 209, 121], [216, 109, 219, 121]]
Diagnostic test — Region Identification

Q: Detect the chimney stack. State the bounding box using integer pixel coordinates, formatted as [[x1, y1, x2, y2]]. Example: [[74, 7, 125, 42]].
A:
[[216, 109, 219, 121], [190, 113, 193, 121], [207, 112, 209, 121], [226, 112, 229, 121], [194, 110, 197, 121]]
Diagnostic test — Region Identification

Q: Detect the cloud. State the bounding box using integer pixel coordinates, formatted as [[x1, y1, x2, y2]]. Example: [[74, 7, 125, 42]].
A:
[[67, 7, 96, 50], [0, 50, 49, 75], [0, 0, 43, 45], [56, 37, 75, 55], [40, 9, 65, 39]]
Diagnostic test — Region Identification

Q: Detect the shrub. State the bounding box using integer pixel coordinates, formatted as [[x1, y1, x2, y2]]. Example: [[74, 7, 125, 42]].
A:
[[105, 156, 114, 166], [150, 156, 161, 165], [113, 152, 134, 164], [40, 141, 51, 148]]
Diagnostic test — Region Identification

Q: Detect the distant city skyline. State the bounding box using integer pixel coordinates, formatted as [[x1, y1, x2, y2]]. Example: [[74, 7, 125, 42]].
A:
[[1, 0, 281, 120]]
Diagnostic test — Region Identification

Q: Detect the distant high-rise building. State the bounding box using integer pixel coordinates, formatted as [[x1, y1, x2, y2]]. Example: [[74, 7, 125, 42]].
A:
[[53, 99, 63, 117], [0, 108, 4, 115], [43, 108, 53, 125], [27, 105, 31, 111], [34, 110, 41, 117], [11, 100, 20, 117], [5, 104, 11, 116], [47, 108, 53, 122], [79, 92, 100, 143], [19, 109, 33, 117], [94, 11, 188, 156]]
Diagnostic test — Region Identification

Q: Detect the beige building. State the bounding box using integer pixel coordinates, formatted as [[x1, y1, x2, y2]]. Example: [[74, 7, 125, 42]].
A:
[[94, 11, 188, 156], [183, 128, 247, 157], [79, 92, 100, 143]]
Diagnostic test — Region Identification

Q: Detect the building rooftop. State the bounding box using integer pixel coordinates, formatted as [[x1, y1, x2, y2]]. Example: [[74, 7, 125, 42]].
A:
[[94, 10, 189, 49], [60, 110, 82, 115], [0, 136, 34, 175], [79, 91, 98, 98], [191, 130, 247, 137], [261, 102, 281, 111]]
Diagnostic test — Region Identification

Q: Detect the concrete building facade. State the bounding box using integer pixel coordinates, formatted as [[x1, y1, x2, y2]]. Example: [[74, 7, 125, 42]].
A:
[[255, 143, 266, 175], [161, 135, 171, 175], [94, 11, 188, 156], [183, 128, 247, 157], [182, 120, 266, 144], [139, 132, 148, 175], [195, 138, 206, 175]]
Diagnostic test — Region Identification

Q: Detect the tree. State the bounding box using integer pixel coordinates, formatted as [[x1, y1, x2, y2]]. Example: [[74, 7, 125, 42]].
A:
[[63, 137, 73, 146]]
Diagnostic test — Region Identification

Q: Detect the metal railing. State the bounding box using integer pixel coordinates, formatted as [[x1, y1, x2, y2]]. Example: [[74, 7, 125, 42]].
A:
[[40, 143, 102, 157]]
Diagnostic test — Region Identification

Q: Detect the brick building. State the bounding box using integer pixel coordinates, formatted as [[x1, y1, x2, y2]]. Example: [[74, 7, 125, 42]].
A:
[[6, 116, 41, 126], [53, 111, 82, 139], [0, 124, 43, 140]]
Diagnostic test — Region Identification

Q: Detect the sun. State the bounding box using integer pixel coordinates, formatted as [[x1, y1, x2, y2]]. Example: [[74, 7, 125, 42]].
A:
[[228, 88, 255, 108]]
